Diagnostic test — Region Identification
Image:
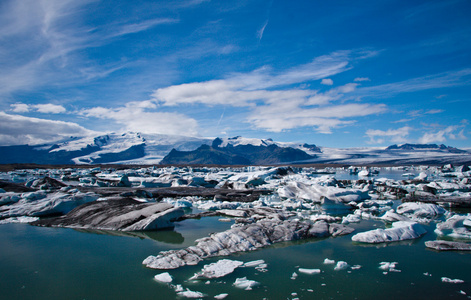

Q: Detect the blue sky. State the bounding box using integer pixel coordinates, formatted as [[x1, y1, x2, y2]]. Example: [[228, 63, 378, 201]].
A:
[[0, 0, 470, 148]]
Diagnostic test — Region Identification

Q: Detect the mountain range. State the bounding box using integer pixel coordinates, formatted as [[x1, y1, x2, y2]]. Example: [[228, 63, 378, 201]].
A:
[[0, 132, 469, 166]]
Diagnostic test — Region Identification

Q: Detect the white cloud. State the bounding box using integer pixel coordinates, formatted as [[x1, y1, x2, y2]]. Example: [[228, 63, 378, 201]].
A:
[[152, 51, 385, 134], [10, 103, 30, 113], [321, 78, 334, 85], [81, 100, 199, 136], [354, 77, 370, 82], [0, 112, 95, 145], [10, 103, 66, 114], [250, 103, 386, 134], [419, 125, 467, 144], [365, 126, 412, 144], [33, 104, 66, 114]]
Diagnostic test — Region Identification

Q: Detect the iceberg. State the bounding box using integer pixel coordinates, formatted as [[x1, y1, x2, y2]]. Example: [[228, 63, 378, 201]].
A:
[[323, 258, 335, 264], [233, 277, 259, 290], [441, 277, 464, 284], [190, 259, 243, 279], [143, 208, 354, 269], [396, 202, 446, 218], [435, 215, 471, 239], [177, 288, 206, 298], [425, 240, 471, 251], [352, 221, 427, 243], [298, 268, 321, 274], [334, 261, 349, 271], [153, 272, 173, 283]]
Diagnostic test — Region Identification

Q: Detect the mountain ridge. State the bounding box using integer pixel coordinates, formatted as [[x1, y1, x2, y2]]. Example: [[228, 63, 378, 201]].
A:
[[0, 132, 469, 165]]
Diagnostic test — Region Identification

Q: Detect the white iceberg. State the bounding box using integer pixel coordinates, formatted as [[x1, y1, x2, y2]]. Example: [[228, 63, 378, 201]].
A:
[[379, 262, 400, 273], [298, 268, 321, 274], [435, 215, 471, 239], [441, 277, 464, 284], [323, 258, 335, 264], [396, 202, 446, 218], [233, 277, 259, 290], [190, 259, 243, 279], [352, 221, 427, 243], [177, 288, 206, 298], [154, 272, 173, 283], [243, 260, 265, 267], [334, 261, 349, 271]]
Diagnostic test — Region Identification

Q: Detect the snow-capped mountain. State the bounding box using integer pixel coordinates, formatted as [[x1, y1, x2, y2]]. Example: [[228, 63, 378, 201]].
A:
[[0, 133, 469, 165], [0, 132, 211, 165]]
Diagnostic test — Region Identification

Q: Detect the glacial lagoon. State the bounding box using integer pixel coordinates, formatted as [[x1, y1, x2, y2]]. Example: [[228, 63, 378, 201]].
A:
[[0, 166, 470, 299]]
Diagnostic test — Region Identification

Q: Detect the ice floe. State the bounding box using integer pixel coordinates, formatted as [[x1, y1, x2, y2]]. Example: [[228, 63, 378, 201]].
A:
[[154, 272, 173, 283], [177, 288, 206, 298], [352, 221, 427, 243], [323, 258, 335, 264], [379, 262, 400, 273], [435, 214, 471, 239], [298, 268, 321, 274], [334, 261, 349, 271], [233, 277, 259, 290], [190, 259, 243, 280], [441, 277, 464, 284]]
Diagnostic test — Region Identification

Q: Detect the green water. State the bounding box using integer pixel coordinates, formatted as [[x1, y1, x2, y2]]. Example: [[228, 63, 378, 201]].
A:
[[1, 217, 470, 299]]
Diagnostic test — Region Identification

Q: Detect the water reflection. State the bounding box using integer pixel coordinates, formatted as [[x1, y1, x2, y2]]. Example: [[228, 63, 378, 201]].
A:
[[73, 228, 185, 244]]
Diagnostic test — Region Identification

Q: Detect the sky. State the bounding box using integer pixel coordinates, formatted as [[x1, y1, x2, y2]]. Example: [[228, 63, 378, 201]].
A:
[[0, 0, 470, 148]]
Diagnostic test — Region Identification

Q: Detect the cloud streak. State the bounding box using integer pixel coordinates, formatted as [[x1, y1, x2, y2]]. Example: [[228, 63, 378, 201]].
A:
[[0, 112, 95, 145], [151, 50, 386, 134], [81, 101, 199, 136]]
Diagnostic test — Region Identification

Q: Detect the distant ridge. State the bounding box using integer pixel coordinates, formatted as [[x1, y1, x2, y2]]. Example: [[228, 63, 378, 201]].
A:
[[386, 144, 467, 153], [160, 138, 316, 165], [0, 132, 469, 165]]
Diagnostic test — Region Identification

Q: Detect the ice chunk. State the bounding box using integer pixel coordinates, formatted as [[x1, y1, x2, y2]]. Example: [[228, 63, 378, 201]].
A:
[[323, 258, 335, 264], [425, 240, 471, 251], [435, 215, 471, 239], [352, 221, 427, 243], [233, 277, 259, 290], [214, 293, 228, 299], [177, 288, 206, 298], [441, 277, 464, 284], [334, 261, 349, 271], [0, 216, 39, 225], [154, 272, 173, 283], [243, 260, 265, 267], [396, 202, 446, 218], [190, 259, 243, 279], [298, 268, 321, 274], [379, 262, 400, 273]]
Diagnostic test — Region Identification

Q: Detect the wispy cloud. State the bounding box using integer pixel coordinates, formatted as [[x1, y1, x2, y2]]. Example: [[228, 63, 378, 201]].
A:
[[152, 50, 385, 134], [0, 112, 95, 145], [366, 121, 468, 145], [366, 126, 412, 144], [419, 126, 466, 144], [80, 101, 199, 136], [10, 103, 66, 114], [356, 69, 471, 98], [257, 19, 269, 41], [0, 0, 179, 99]]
